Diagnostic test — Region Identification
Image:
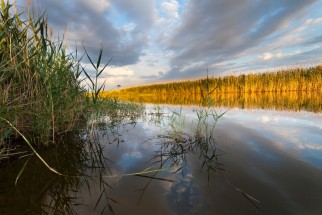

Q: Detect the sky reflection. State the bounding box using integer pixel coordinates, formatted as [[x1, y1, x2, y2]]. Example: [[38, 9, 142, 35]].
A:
[[100, 106, 322, 214], [222, 108, 322, 168], [2, 105, 322, 214]]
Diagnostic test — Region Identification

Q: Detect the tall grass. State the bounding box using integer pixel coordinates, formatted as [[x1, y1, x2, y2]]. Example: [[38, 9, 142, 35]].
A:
[[110, 66, 322, 95], [0, 1, 86, 159], [0, 1, 147, 165]]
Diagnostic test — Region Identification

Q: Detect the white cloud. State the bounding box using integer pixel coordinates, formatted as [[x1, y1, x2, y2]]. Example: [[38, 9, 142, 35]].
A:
[[261, 52, 284, 61], [124, 151, 143, 158], [261, 115, 270, 123], [276, 52, 283, 59], [122, 23, 136, 32], [263, 52, 273, 61], [156, 17, 171, 26], [312, 17, 322, 25], [105, 66, 134, 76], [162, 0, 179, 19], [82, 65, 135, 89], [305, 17, 322, 25]]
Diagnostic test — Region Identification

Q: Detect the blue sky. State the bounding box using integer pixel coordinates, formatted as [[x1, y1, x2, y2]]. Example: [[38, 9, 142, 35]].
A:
[[17, 0, 322, 88]]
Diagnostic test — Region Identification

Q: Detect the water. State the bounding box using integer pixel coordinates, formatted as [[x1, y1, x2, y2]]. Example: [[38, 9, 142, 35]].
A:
[[1, 95, 322, 214]]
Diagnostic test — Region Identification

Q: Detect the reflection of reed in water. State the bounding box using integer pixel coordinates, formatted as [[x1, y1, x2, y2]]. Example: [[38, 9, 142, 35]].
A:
[[0, 107, 146, 215], [0, 134, 107, 215], [141, 105, 260, 211], [115, 91, 322, 112]]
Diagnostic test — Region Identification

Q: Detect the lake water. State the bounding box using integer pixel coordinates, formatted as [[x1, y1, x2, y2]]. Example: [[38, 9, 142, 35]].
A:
[[1, 93, 322, 214]]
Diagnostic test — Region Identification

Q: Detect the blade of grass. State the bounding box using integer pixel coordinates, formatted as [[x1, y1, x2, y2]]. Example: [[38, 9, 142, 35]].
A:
[[15, 154, 33, 186]]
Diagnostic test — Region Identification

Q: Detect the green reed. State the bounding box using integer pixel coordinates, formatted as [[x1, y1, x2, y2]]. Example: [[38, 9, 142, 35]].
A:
[[0, 0, 87, 152], [0, 0, 145, 157]]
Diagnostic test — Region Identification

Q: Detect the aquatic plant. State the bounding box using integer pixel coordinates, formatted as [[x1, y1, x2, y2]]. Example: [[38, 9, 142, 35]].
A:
[[0, 1, 146, 165], [0, 0, 87, 155]]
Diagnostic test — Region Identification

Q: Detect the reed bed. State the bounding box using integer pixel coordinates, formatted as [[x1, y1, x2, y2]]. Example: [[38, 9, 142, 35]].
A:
[[0, 1, 87, 161], [110, 66, 322, 96]]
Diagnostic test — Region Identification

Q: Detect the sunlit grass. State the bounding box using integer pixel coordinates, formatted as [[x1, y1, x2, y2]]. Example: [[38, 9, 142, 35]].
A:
[[110, 65, 322, 95]]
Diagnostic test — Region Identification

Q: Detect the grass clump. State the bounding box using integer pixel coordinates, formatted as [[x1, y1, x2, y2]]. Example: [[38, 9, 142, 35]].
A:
[[0, 1, 86, 158]]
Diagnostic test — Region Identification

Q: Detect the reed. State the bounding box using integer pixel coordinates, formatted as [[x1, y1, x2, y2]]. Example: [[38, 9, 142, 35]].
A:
[[0, 1, 87, 160], [110, 66, 322, 96]]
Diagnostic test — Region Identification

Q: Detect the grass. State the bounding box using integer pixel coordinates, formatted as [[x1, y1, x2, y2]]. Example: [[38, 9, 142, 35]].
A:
[[109, 65, 322, 95], [0, 1, 144, 165], [0, 1, 86, 150]]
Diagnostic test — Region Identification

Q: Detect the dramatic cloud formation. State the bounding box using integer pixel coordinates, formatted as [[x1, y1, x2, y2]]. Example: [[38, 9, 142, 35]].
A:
[[15, 0, 322, 87], [163, 0, 321, 80], [24, 0, 156, 66]]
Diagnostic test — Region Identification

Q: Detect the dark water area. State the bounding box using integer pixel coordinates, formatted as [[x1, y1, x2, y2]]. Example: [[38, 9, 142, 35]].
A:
[[1, 103, 322, 214]]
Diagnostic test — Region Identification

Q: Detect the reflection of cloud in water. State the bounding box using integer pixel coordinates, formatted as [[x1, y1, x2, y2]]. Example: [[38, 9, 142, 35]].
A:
[[301, 148, 322, 168], [167, 172, 210, 215], [102, 106, 322, 213], [260, 115, 281, 123], [221, 108, 322, 168], [117, 151, 143, 171]]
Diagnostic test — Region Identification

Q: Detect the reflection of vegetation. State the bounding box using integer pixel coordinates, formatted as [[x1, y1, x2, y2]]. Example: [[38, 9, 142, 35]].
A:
[[0, 100, 147, 214], [0, 134, 106, 215], [154, 126, 224, 178], [110, 66, 322, 112], [139, 82, 261, 211], [149, 75, 225, 177], [135, 106, 225, 205], [114, 91, 322, 112], [146, 107, 261, 211], [154, 102, 225, 178]]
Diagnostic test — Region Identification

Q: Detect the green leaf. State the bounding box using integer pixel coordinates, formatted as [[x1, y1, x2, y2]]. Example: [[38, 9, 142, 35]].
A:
[[96, 46, 103, 69], [15, 155, 33, 186], [83, 43, 97, 70], [82, 68, 94, 88], [98, 58, 112, 77]]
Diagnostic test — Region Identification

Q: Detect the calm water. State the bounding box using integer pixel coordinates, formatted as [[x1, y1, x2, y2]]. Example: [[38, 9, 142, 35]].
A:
[[1, 98, 322, 214]]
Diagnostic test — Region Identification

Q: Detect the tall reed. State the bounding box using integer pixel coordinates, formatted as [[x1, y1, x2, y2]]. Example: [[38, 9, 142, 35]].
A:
[[0, 1, 86, 157], [110, 66, 322, 95]]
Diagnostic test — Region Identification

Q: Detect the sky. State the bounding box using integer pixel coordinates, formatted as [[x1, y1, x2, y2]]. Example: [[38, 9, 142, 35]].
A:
[[15, 0, 322, 89]]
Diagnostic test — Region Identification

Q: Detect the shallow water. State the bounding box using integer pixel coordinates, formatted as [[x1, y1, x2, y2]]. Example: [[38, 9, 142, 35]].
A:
[[1, 104, 322, 214]]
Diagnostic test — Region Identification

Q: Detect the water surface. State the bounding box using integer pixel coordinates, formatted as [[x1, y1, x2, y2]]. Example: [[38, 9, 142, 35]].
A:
[[1, 100, 322, 214]]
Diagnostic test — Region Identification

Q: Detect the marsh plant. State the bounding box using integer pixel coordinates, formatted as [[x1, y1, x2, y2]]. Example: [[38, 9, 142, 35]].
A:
[[113, 65, 322, 95], [142, 71, 228, 182], [0, 1, 140, 158], [0, 0, 86, 156]]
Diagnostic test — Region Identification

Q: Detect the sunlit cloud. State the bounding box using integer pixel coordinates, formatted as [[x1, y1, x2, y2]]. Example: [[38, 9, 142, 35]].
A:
[[14, 0, 322, 86], [162, 0, 180, 19]]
